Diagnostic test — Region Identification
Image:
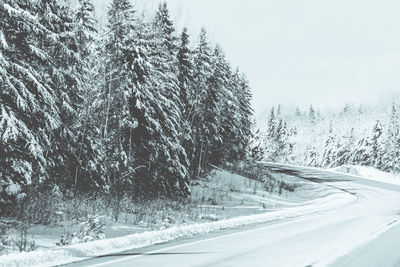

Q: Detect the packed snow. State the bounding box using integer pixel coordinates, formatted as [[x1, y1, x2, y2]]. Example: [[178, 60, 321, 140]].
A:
[[330, 165, 400, 186], [54, 164, 400, 267]]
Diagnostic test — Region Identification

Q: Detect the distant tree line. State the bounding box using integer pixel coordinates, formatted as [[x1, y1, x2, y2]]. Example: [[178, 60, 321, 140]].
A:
[[252, 103, 400, 173], [0, 0, 253, 206]]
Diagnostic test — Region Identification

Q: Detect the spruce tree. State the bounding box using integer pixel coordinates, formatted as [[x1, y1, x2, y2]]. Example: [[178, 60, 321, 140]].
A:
[[191, 28, 213, 177], [0, 0, 60, 202], [206, 45, 230, 163], [350, 133, 370, 166], [74, 0, 97, 59], [249, 120, 265, 161], [267, 107, 276, 138], [336, 128, 355, 166], [321, 123, 337, 167], [150, 2, 190, 196], [369, 120, 385, 170], [264, 107, 277, 160], [385, 103, 400, 172], [102, 0, 143, 197], [309, 105, 316, 124], [177, 27, 195, 171], [177, 27, 194, 117], [235, 74, 253, 159], [72, 0, 103, 191], [34, 0, 88, 190]]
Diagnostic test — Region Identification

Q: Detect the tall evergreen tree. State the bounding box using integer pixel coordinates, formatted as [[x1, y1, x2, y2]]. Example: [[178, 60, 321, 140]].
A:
[[267, 107, 276, 138], [249, 120, 265, 161], [0, 0, 255, 204], [150, 2, 190, 196], [74, 0, 97, 59], [72, 0, 103, 191], [176, 27, 195, 171], [0, 0, 61, 202], [177, 27, 193, 117], [34, 0, 89, 190], [102, 0, 143, 197], [309, 105, 316, 124], [191, 28, 213, 177], [235, 74, 253, 159], [321, 123, 337, 167], [264, 106, 277, 160], [336, 128, 355, 166], [385, 103, 400, 172], [369, 120, 385, 169]]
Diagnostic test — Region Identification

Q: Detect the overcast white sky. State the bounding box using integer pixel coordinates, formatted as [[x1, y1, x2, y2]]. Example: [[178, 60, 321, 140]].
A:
[[95, 0, 400, 114]]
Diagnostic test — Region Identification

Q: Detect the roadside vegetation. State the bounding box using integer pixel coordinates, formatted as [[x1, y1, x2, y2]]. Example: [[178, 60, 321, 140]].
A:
[[0, 163, 301, 255], [1, 0, 254, 255]]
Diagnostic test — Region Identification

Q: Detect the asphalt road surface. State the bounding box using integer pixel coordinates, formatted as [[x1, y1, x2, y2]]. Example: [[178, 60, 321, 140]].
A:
[[64, 163, 400, 267]]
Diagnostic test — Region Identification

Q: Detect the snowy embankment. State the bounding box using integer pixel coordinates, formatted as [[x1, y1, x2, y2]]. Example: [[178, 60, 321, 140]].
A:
[[0, 190, 355, 267], [330, 165, 400, 186]]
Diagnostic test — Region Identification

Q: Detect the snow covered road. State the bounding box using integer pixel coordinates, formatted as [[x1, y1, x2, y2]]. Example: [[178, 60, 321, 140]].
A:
[[64, 164, 400, 267]]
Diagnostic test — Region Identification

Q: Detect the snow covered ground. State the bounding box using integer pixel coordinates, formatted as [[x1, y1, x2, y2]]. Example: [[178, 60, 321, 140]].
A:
[[331, 165, 400, 185], [46, 163, 400, 267], [0, 168, 353, 267]]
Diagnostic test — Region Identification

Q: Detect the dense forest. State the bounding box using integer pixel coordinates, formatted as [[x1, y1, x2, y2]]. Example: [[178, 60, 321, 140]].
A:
[[253, 101, 400, 173], [0, 0, 253, 208]]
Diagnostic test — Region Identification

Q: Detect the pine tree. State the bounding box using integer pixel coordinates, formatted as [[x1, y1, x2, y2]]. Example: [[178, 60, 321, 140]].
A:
[[149, 2, 190, 196], [350, 135, 370, 166], [154, 2, 177, 53], [101, 0, 143, 197], [336, 128, 355, 166], [295, 107, 302, 118], [277, 105, 281, 117], [102, 0, 191, 198], [191, 28, 213, 177], [264, 107, 277, 160], [176, 27, 195, 171], [33, 0, 89, 191], [309, 105, 316, 124], [74, 0, 97, 59], [72, 0, 103, 191], [306, 145, 318, 167], [177, 27, 193, 117], [249, 120, 265, 161], [385, 103, 400, 172], [393, 129, 400, 173], [1, 0, 255, 202], [206, 45, 229, 163], [267, 107, 276, 138], [369, 120, 385, 170], [279, 121, 289, 160], [235, 73, 253, 160], [321, 123, 337, 167], [0, 0, 60, 202]]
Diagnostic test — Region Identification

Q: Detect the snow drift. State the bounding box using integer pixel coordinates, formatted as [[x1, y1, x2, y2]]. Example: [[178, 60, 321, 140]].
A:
[[0, 191, 355, 267], [331, 165, 400, 186]]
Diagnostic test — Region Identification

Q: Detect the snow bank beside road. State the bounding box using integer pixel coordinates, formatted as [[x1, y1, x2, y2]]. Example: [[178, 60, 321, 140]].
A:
[[331, 165, 400, 186], [0, 191, 355, 267]]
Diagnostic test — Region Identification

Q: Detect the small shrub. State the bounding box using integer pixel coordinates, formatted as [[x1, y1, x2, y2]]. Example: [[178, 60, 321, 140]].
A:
[[72, 214, 105, 244], [13, 223, 35, 252], [228, 183, 241, 193], [198, 214, 219, 221], [223, 160, 281, 194], [0, 223, 11, 255], [278, 181, 298, 194], [208, 197, 218, 205], [56, 227, 72, 246], [263, 178, 278, 194]]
